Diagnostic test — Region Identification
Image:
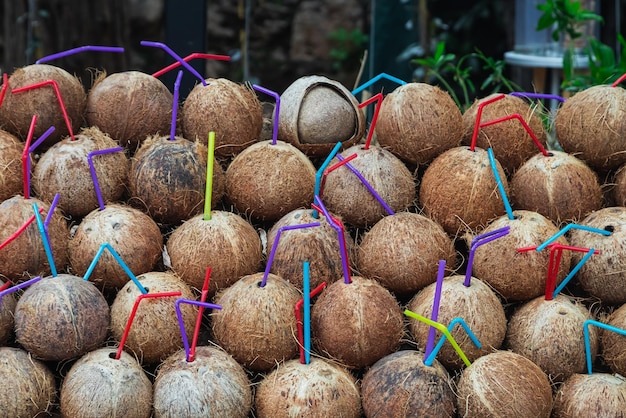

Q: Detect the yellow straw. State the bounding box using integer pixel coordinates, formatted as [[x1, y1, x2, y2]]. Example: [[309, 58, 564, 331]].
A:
[[203, 131, 215, 220]]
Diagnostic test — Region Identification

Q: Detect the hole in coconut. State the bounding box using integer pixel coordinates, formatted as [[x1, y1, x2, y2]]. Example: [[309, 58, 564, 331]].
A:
[[108, 352, 117, 359], [605, 225, 615, 234], [112, 222, 121, 230], [257, 281, 263, 288], [546, 152, 554, 157], [558, 310, 567, 315], [513, 214, 522, 220]]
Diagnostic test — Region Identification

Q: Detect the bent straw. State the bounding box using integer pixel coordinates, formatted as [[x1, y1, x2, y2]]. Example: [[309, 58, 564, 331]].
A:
[[509, 92, 566, 103], [612, 73, 626, 87], [189, 267, 212, 362], [425, 260, 446, 359], [0, 276, 42, 308], [313, 142, 342, 219], [552, 248, 596, 298], [464, 226, 510, 286], [536, 223, 612, 252], [469, 94, 505, 151], [175, 298, 221, 362], [312, 196, 351, 284], [0, 207, 44, 251], [480, 114, 549, 156], [170, 70, 183, 141], [28, 126, 56, 153], [318, 153, 358, 197], [140, 41, 207, 86], [295, 282, 327, 364], [583, 319, 626, 374], [487, 148, 514, 220], [424, 317, 482, 366], [32, 203, 57, 277], [22, 115, 37, 199], [35, 45, 124, 64], [152, 52, 231, 78], [87, 147, 124, 210], [358, 93, 383, 149], [352, 72, 407, 96], [83, 243, 148, 294], [252, 84, 280, 145]]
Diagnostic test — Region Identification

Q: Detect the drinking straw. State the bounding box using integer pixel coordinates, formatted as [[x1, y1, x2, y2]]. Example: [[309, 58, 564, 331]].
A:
[[480, 114, 549, 156], [404, 309, 472, 367], [612, 73, 626, 87], [44, 193, 60, 230], [424, 317, 482, 366], [318, 153, 358, 197], [35, 45, 125, 64], [28, 126, 56, 153], [175, 298, 221, 363], [509, 92, 566, 103], [424, 260, 446, 360], [552, 248, 596, 298], [140, 41, 207, 86], [313, 142, 342, 219], [152, 52, 231, 78], [464, 226, 510, 286], [583, 319, 626, 374], [0, 276, 42, 308], [115, 291, 183, 360], [469, 94, 505, 151], [83, 242, 148, 294], [358, 93, 383, 149], [487, 148, 514, 220], [303, 261, 312, 364], [252, 84, 280, 145], [170, 70, 183, 141], [351, 72, 407, 96], [0, 281, 10, 292], [203, 132, 215, 220], [0, 207, 43, 251], [32, 203, 57, 277], [295, 282, 327, 364], [22, 115, 37, 199], [189, 267, 212, 362], [0, 73, 8, 108], [545, 246, 564, 301], [87, 147, 124, 210], [536, 223, 612, 252], [312, 196, 351, 284], [261, 222, 321, 287]]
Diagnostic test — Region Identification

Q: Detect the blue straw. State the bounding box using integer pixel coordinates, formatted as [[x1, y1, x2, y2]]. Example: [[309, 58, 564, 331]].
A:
[[32, 203, 57, 277], [303, 261, 311, 364], [487, 148, 514, 220], [313, 196, 352, 284], [83, 242, 148, 294], [352, 72, 407, 96], [313, 142, 342, 219], [424, 317, 482, 366], [583, 319, 626, 374], [552, 248, 596, 298], [537, 224, 612, 252]]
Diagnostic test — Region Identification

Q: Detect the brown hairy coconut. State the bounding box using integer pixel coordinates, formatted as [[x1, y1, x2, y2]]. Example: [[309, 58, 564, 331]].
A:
[[374, 82, 463, 166], [357, 211, 457, 299], [600, 302, 626, 376], [128, 134, 225, 225], [510, 150, 603, 226], [211, 272, 301, 372], [456, 350, 553, 417], [60, 347, 153, 418], [321, 144, 416, 228], [181, 77, 263, 157], [553, 373, 626, 418], [255, 357, 361, 418], [0, 346, 57, 417], [165, 210, 262, 296], [278, 75, 366, 157], [0, 129, 23, 201], [361, 350, 456, 418], [0, 195, 69, 282], [153, 345, 252, 418], [470, 210, 572, 301], [68, 203, 163, 290], [225, 139, 316, 222], [612, 163, 626, 206], [14, 274, 110, 361], [419, 146, 508, 236], [505, 294, 598, 381], [32, 126, 129, 218], [555, 84, 626, 172], [310, 275, 405, 369], [567, 207, 626, 305], [0, 278, 17, 345], [461, 93, 548, 175], [110, 270, 197, 364], [85, 70, 174, 149], [407, 275, 507, 370]]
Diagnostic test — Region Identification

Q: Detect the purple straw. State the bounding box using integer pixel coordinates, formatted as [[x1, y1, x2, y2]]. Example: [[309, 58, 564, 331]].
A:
[[87, 147, 124, 210], [35, 45, 125, 64], [28, 126, 56, 153], [44, 193, 60, 230], [140, 41, 207, 86], [424, 260, 446, 360], [0, 276, 42, 308], [464, 226, 510, 286], [261, 222, 321, 287], [313, 195, 352, 284], [174, 298, 222, 362], [252, 84, 280, 145], [171, 70, 183, 141], [509, 92, 566, 103]]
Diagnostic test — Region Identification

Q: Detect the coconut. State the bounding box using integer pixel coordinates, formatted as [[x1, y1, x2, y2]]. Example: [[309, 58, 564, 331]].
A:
[[165, 210, 262, 296], [357, 211, 457, 299], [555, 84, 626, 172], [361, 350, 456, 418], [310, 275, 404, 369], [68, 203, 163, 290], [109, 270, 197, 364], [0, 346, 57, 417], [254, 357, 361, 418], [211, 272, 301, 372], [0, 129, 23, 202], [510, 150, 603, 226], [456, 350, 553, 417], [0, 278, 17, 345], [407, 274, 507, 370], [14, 273, 110, 361], [128, 134, 225, 225], [85, 70, 174, 149], [321, 144, 416, 228], [0, 195, 69, 282], [612, 163, 626, 206], [153, 345, 252, 418], [278, 75, 366, 157], [60, 347, 153, 418], [419, 146, 508, 236], [567, 207, 626, 305], [600, 302, 626, 376], [505, 294, 598, 381], [181, 77, 263, 157], [461, 93, 548, 175], [0, 63, 86, 146], [374, 82, 463, 166], [225, 139, 316, 222], [470, 210, 572, 301], [553, 373, 626, 418], [32, 126, 130, 218]]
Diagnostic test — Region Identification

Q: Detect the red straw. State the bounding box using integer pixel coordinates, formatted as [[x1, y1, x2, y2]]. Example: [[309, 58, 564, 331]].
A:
[[152, 52, 231, 78], [188, 267, 211, 362], [0, 207, 44, 251], [0, 281, 11, 292], [12, 80, 75, 140], [612, 73, 626, 87], [358, 93, 383, 150], [115, 291, 183, 360], [479, 114, 550, 156], [295, 282, 327, 364], [517, 243, 602, 254], [22, 115, 37, 199], [0, 73, 8, 108], [470, 94, 506, 151], [319, 153, 358, 196]]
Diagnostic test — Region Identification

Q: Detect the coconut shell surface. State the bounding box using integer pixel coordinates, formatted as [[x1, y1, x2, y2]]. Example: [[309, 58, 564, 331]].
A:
[[510, 150, 603, 226], [555, 84, 626, 172], [612, 163, 626, 206], [567, 207, 626, 305], [311, 276, 404, 369], [361, 350, 456, 418], [0, 278, 16, 345], [0, 129, 23, 202], [85, 70, 174, 148], [553, 373, 626, 418], [322, 144, 416, 228], [182, 77, 263, 157], [600, 302, 626, 376], [68, 203, 163, 290], [255, 357, 361, 418], [225, 140, 316, 222], [153, 346, 252, 418], [165, 210, 262, 296], [462, 93, 548, 175], [374, 82, 463, 166], [211, 272, 301, 372], [407, 275, 507, 370], [32, 126, 130, 218], [419, 146, 508, 236], [60, 347, 153, 418], [456, 350, 553, 417], [357, 211, 457, 299], [14, 274, 110, 361]]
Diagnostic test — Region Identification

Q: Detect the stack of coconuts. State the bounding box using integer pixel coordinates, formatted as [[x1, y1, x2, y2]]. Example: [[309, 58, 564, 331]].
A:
[[1, 58, 626, 418]]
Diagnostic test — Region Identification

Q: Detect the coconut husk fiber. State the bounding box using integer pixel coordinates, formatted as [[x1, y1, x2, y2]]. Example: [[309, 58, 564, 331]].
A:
[[553, 373, 626, 418], [0, 129, 23, 202], [0, 278, 16, 345], [601, 302, 626, 376]]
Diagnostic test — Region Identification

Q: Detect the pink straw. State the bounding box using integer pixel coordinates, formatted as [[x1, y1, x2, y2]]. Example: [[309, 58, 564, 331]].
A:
[[140, 41, 207, 86], [0, 207, 44, 251], [358, 93, 383, 150], [87, 147, 124, 210], [175, 297, 222, 362], [480, 114, 549, 156], [469, 94, 505, 151], [0, 73, 8, 108], [152, 52, 231, 78], [319, 153, 358, 196], [252, 84, 280, 145], [189, 267, 212, 362], [35, 45, 125, 64], [424, 260, 446, 360], [612, 73, 626, 87]]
